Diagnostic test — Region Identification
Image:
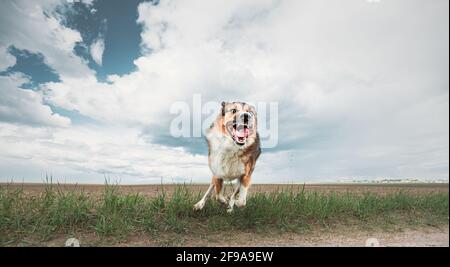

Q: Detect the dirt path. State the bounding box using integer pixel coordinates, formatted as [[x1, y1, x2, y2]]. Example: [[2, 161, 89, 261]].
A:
[[163, 226, 449, 247], [243, 227, 450, 247], [39, 225, 448, 247]]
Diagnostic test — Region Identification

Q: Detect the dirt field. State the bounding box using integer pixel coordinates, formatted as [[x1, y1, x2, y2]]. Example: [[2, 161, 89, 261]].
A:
[[2, 183, 448, 247], [3, 182, 448, 197]]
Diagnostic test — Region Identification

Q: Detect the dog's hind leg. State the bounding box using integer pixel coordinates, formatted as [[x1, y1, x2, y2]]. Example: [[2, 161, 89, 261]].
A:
[[213, 177, 228, 205], [227, 181, 241, 213], [193, 183, 214, 211]]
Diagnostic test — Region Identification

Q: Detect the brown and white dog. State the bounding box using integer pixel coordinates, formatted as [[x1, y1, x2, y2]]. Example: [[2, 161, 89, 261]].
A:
[[193, 101, 261, 213]]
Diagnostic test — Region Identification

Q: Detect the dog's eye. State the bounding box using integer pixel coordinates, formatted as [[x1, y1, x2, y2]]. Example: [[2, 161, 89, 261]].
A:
[[231, 109, 237, 114]]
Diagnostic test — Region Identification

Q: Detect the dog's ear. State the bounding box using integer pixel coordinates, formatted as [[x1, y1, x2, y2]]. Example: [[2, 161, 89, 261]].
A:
[[221, 101, 226, 116]]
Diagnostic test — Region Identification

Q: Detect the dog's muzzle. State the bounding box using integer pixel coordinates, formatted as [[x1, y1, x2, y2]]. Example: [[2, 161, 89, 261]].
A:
[[231, 112, 254, 146]]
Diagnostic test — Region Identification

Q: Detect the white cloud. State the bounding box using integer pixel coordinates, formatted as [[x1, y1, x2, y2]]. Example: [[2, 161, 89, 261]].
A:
[[0, 0, 96, 80], [66, 0, 95, 6], [0, 45, 16, 70], [0, 0, 448, 183], [0, 122, 209, 183], [0, 75, 71, 127], [90, 37, 105, 66]]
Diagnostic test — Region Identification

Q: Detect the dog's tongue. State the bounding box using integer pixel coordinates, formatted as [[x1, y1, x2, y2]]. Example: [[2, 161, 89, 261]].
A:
[[235, 127, 249, 138]]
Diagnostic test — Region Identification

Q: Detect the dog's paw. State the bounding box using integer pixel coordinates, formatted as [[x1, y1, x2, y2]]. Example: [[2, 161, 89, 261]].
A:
[[227, 199, 235, 213], [193, 200, 205, 211], [216, 195, 228, 205], [235, 199, 246, 208]]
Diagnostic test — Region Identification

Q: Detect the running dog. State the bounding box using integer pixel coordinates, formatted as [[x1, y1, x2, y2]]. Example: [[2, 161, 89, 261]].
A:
[[193, 101, 261, 213]]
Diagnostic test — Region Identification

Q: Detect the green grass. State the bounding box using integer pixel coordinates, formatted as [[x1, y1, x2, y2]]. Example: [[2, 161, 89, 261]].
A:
[[0, 183, 448, 246]]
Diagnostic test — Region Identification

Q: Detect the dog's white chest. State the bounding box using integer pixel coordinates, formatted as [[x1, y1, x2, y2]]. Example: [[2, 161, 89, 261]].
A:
[[208, 135, 245, 180]]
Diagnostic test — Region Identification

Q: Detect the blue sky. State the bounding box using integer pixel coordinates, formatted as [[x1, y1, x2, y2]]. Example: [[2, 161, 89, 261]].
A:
[[0, 0, 448, 184], [1, 0, 149, 85], [57, 0, 152, 80], [0, 46, 60, 88]]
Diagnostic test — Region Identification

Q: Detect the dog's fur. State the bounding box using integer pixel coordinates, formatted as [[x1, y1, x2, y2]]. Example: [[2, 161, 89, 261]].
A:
[[193, 101, 261, 213]]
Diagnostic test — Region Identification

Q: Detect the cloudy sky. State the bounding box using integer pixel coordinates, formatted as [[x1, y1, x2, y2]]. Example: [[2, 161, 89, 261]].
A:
[[0, 0, 448, 184]]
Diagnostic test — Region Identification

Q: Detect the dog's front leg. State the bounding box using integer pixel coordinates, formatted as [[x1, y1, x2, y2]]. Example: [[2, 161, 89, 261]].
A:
[[193, 183, 214, 211]]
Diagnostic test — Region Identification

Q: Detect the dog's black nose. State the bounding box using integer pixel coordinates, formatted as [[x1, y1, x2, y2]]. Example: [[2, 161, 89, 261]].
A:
[[239, 113, 251, 124]]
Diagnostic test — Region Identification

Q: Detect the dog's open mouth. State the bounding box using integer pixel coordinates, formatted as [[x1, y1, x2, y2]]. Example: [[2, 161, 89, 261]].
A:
[[232, 124, 250, 146]]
